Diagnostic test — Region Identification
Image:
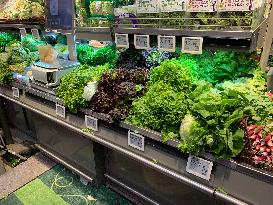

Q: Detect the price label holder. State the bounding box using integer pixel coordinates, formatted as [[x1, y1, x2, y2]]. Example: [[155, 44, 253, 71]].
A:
[[85, 115, 98, 131], [19, 28, 27, 38], [128, 131, 145, 151], [186, 155, 213, 181], [80, 176, 89, 185], [182, 37, 203, 54], [12, 87, 19, 98], [31, 29, 40, 38], [134, 35, 150, 49], [158, 35, 176, 52], [56, 104, 66, 119], [115, 33, 129, 48]]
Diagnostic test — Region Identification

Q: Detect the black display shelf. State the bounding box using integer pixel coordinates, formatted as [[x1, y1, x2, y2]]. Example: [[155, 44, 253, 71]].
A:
[[75, 27, 113, 41], [2, 85, 273, 204]]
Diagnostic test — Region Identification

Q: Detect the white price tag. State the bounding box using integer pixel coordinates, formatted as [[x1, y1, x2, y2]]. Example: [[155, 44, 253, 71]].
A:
[[186, 155, 213, 181], [19, 28, 27, 37], [80, 176, 89, 185], [50, 0, 59, 15], [160, 0, 187, 12], [158, 35, 176, 52], [12, 87, 19, 98], [134, 35, 150, 49], [128, 131, 145, 151], [115, 33, 129, 48], [182, 37, 203, 54], [85, 115, 98, 131], [218, 0, 253, 11], [31, 29, 40, 38], [187, 0, 217, 12], [56, 104, 65, 118], [136, 0, 159, 13]]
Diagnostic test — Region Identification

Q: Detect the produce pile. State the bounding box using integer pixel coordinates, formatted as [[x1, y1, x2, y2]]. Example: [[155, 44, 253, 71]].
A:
[[0, 0, 44, 22], [2, 38, 272, 169], [0, 34, 42, 85]]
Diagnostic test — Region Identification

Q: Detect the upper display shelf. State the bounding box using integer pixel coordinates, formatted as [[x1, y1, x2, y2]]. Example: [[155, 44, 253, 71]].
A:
[[0, 0, 45, 27], [75, 0, 270, 34]]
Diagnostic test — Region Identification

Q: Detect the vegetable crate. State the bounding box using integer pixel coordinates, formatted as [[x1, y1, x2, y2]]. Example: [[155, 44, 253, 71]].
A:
[[114, 0, 269, 31]]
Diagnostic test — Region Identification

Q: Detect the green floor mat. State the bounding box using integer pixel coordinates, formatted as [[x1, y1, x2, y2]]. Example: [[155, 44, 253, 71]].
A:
[[0, 165, 133, 205]]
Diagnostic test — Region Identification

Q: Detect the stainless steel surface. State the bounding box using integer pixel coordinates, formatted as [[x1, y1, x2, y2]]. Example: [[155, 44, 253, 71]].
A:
[[36, 144, 94, 183], [105, 174, 160, 205]]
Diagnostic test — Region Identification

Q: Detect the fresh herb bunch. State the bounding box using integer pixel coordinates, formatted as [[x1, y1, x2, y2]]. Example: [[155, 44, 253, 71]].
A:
[[90, 68, 149, 121], [0, 33, 20, 52], [176, 50, 257, 85], [77, 44, 118, 67], [57, 64, 110, 112], [116, 46, 146, 69]]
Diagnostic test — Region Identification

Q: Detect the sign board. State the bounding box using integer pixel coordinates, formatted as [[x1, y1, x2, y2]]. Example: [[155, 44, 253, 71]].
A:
[[19, 28, 27, 37], [160, 0, 187, 12], [128, 131, 145, 151], [134, 35, 150, 49], [12, 87, 19, 98], [56, 104, 66, 118], [182, 37, 203, 54], [186, 155, 213, 181], [158, 35, 176, 52], [218, 0, 253, 11], [115, 33, 129, 48], [187, 0, 217, 12], [85, 115, 98, 131], [31, 29, 40, 38], [136, 0, 159, 13], [45, 0, 73, 30]]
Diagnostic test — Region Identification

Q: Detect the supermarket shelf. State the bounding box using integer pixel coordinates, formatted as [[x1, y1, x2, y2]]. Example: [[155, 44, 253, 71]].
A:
[[8, 85, 273, 186], [115, 27, 256, 39], [6, 85, 273, 184], [75, 27, 113, 41], [0, 21, 42, 30], [1, 86, 273, 204]]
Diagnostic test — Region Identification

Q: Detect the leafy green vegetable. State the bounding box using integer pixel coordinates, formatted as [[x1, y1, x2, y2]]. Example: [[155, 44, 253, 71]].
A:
[[21, 35, 44, 52], [57, 64, 110, 112], [176, 50, 257, 85], [179, 114, 209, 155], [0, 62, 12, 86], [219, 69, 273, 126], [127, 81, 188, 140], [150, 60, 194, 93], [77, 44, 118, 67], [90, 68, 149, 121], [185, 81, 248, 158]]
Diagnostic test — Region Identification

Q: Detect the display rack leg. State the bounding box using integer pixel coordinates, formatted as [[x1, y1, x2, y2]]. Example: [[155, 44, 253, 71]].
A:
[[0, 97, 13, 145], [93, 141, 106, 186], [260, 3, 273, 70], [66, 33, 77, 61]]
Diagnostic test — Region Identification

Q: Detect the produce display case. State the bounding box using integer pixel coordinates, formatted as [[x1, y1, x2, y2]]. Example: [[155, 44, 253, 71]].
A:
[[114, 0, 268, 31]]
